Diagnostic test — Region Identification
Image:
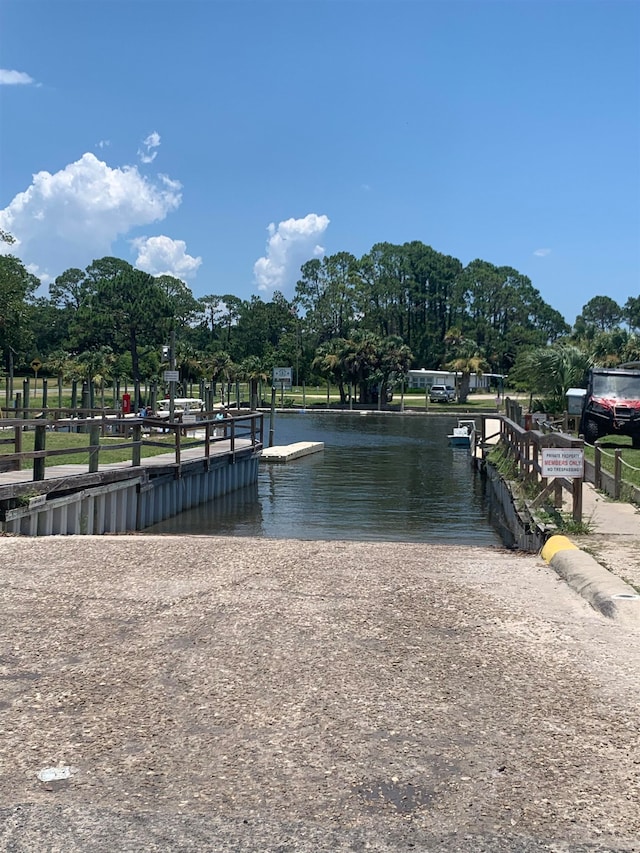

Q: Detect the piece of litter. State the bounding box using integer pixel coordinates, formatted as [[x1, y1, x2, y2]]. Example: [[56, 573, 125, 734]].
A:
[[37, 766, 75, 782]]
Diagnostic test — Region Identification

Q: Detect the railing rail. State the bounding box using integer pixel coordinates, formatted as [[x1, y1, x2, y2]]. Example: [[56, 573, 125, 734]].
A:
[[479, 413, 584, 522], [0, 412, 264, 482]]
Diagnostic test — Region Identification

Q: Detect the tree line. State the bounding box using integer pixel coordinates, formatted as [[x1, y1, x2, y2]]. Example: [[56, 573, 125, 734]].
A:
[[1, 230, 639, 408]]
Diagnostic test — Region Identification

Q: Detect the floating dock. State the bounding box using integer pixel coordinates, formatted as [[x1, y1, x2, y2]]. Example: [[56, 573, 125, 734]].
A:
[[260, 442, 324, 463]]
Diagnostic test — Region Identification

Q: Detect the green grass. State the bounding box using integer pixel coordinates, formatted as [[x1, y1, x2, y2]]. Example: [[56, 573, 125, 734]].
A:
[[0, 430, 179, 468], [583, 436, 640, 489]]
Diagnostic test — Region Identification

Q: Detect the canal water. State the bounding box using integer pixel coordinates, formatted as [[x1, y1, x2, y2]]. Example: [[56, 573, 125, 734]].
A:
[[146, 412, 502, 546]]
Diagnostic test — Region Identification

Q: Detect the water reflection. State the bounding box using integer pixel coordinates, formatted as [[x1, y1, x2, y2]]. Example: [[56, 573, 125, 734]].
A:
[[146, 412, 501, 546]]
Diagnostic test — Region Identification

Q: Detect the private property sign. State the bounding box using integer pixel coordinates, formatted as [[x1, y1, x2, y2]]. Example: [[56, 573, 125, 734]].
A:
[[541, 448, 584, 478]]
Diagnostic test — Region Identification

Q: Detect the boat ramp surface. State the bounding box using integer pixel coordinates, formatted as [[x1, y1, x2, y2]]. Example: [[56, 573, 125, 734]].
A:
[[260, 441, 324, 463]]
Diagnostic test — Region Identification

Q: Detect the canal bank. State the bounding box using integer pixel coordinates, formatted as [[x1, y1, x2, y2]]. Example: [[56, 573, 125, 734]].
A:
[[1, 535, 638, 852]]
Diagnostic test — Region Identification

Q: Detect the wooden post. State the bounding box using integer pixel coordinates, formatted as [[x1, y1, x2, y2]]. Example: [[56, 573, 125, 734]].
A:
[[132, 423, 142, 467], [204, 422, 211, 461], [594, 445, 601, 489], [174, 425, 181, 465], [230, 415, 236, 460], [614, 449, 622, 500], [88, 424, 101, 473], [33, 424, 46, 481], [14, 425, 22, 471], [23, 379, 30, 420], [554, 479, 563, 508], [572, 476, 583, 523], [269, 387, 276, 448]]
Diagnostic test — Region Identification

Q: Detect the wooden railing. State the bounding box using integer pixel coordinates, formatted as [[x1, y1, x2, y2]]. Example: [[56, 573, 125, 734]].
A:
[[0, 412, 264, 482], [479, 412, 584, 522]]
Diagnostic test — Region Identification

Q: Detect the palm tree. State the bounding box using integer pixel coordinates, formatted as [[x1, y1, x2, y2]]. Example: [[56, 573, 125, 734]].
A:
[[45, 349, 73, 407], [341, 331, 380, 403], [378, 336, 413, 410], [239, 356, 268, 410], [203, 350, 233, 401], [445, 337, 489, 403], [520, 344, 592, 412], [312, 339, 348, 403], [76, 346, 115, 409]]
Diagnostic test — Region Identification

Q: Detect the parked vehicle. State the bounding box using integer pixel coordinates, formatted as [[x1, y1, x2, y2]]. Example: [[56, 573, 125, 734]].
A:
[[580, 364, 640, 447], [429, 384, 456, 403]]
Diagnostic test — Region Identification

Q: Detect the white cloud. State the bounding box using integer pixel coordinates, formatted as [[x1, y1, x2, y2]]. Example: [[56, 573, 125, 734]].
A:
[[132, 235, 202, 280], [533, 248, 551, 257], [253, 213, 330, 294], [0, 69, 35, 85], [0, 152, 182, 280], [138, 131, 161, 164], [96, 139, 111, 149]]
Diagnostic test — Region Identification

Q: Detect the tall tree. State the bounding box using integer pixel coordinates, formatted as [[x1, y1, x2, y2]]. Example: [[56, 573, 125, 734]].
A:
[[0, 254, 39, 368], [581, 296, 623, 332], [74, 259, 173, 394], [155, 275, 199, 327], [295, 252, 358, 344], [624, 297, 640, 334]]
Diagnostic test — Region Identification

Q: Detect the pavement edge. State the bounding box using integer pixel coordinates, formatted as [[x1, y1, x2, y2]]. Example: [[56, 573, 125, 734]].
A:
[[541, 535, 640, 623]]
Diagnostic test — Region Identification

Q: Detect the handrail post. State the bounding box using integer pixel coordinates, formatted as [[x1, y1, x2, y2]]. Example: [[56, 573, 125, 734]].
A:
[[554, 478, 563, 508], [204, 422, 211, 460], [132, 423, 142, 467], [14, 425, 22, 470], [89, 423, 101, 473], [594, 445, 601, 489], [573, 476, 583, 523], [614, 449, 622, 500], [230, 416, 236, 457], [174, 424, 181, 465], [33, 423, 46, 481]]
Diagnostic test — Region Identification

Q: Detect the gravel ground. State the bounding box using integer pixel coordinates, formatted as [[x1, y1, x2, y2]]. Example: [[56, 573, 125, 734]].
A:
[[1, 535, 639, 852]]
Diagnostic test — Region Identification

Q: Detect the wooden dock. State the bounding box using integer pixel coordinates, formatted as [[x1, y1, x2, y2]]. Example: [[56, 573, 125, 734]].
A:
[[0, 413, 264, 535]]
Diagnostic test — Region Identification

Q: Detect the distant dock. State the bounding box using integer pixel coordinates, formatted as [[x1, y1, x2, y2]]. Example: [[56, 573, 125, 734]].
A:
[[260, 441, 324, 463]]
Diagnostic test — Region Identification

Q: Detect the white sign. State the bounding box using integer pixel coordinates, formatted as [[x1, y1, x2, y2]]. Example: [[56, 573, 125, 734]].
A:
[[272, 367, 292, 383], [541, 448, 584, 478], [163, 370, 179, 382]]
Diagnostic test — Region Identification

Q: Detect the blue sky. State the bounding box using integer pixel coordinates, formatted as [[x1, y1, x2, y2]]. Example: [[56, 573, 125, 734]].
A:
[[1, 0, 638, 328]]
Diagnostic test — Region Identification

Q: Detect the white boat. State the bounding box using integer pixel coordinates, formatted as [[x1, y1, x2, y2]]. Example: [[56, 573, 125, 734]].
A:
[[154, 398, 205, 420], [448, 419, 476, 447]]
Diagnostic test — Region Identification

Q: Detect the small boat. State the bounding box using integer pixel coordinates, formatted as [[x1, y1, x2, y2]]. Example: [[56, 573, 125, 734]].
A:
[[448, 419, 476, 447]]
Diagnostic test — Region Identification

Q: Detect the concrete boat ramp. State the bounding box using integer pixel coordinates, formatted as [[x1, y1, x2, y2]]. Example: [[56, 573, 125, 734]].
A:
[[260, 441, 324, 463]]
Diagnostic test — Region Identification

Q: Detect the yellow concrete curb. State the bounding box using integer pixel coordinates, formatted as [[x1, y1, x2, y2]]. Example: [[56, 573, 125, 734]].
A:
[[541, 535, 579, 563]]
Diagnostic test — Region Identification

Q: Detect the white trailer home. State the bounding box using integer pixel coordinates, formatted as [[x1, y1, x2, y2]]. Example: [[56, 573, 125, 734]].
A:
[[407, 369, 505, 393]]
